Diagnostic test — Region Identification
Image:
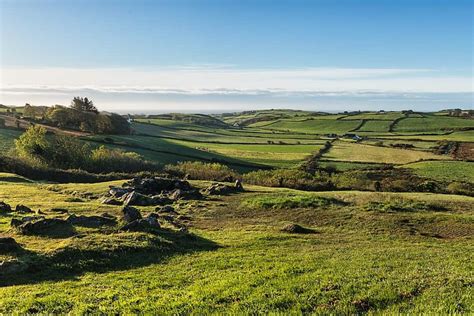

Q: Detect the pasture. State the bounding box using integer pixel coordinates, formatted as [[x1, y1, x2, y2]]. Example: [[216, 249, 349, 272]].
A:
[[0, 175, 473, 314], [322, 141, 450, 164], [403, 161, 474, 184]]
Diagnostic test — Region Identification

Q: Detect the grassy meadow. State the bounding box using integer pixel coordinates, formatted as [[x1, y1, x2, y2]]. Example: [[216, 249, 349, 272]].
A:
[[0, 175, 473, 314]]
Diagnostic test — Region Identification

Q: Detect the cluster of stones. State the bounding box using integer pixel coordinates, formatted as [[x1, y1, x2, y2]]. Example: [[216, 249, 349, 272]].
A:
[[1, 201, 118, 236], [101, 177, 203, 206]]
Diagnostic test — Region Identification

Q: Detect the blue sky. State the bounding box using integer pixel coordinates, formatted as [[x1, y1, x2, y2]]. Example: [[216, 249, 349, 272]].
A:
[[0, 0, 472, 112]]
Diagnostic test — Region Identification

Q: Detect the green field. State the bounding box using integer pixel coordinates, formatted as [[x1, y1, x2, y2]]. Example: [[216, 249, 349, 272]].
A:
[[0, 128, 22, 152], [394, 116, 474, 132], [356, 120, 392, 132], [258, 119, 362, 134], [0, 176, 473, 314], [324, 141, 450, 164], [402, 160, 474, 183], [341, 112, 405, 120]]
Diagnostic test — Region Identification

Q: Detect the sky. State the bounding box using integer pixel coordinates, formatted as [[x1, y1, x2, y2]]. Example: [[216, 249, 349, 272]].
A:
[[0, 0, 472, 113]]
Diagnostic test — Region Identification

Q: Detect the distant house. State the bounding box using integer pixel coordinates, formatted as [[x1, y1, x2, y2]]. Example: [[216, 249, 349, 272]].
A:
[[326, 133, 338, 138], [343, 133, 362, 141]]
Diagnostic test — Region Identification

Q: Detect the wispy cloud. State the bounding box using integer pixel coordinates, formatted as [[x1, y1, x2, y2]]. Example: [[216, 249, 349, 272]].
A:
[[0, 66, 471, 111], [2, 66, 470, 93]]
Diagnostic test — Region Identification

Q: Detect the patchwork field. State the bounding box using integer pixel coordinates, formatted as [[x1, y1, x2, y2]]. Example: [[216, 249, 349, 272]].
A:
[[0, 109, 473, 314], [3, 110, 473, 172]]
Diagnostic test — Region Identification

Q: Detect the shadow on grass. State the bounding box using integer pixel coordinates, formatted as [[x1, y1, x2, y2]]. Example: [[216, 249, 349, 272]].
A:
[[0, 228, 219, 287]]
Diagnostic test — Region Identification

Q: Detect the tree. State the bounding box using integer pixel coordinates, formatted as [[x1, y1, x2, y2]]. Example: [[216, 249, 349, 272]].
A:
[[70, 97, 98, 113], [14, 125, 49, 166], [23, 103, 35, 118]]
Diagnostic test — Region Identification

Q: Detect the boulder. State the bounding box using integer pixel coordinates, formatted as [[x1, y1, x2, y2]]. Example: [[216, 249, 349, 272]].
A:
[[15, 204, 33, 213], [122, 191, 155, 206], [9, 216, 45, 228], [156, 205, 177, 214], [121, 206, 142, 223], [281, 223, 316, 234], [235, 179, 244, 191], [145, 213, 160, 227], [169, 189, 202, 201], [49, 208, 69, 214], [122, 177, 193, 195], [21, 215, 45, 223], [0, 201, 12, 213], [99, 212, 116, 219], [101, 197, 122, 205], [109, 186, 131, 198], [0, 237, 21, 253], [203, 183, 236, 195], [178, 226, 189, 234], [12, 218, 75, 236], [150, 195, 172, 206], [67, 214, 117, 227], [120, 219, 153, 232]]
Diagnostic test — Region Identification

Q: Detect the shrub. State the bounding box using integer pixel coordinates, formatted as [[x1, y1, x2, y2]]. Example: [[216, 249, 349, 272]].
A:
[[14, 126, 157, 174], [164, 161, 238, 181], [89, 146, 155, 173], [243, 169, 334, 191]]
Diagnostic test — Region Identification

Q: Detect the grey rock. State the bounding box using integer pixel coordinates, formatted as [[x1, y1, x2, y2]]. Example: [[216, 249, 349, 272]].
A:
[[281, 223, 316, 234], [109, 186, 131, 198], [67, 214, 117, 227], [101, 197, 122, 205], [49, 208, 69, 214], [15, 204, 33, 213], [122, 191, 155, 206], [145, 213, 160, 227], [120, 219, 155, 231], [12, 218, 75, 236], [0, 237, 21, 253], [0, 201, 12, 213], [169, 189, 202, 201], [122, 206, 142, 223], [156, 205, 177, 214], [204, 183, 240, 195]]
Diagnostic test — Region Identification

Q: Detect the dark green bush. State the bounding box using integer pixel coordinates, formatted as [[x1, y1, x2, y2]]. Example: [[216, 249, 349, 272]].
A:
[[164, 161, 238, 181]]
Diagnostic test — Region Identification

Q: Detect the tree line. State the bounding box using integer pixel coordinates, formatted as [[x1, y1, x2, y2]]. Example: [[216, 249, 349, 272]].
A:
[[21, 97, 130, 134]]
